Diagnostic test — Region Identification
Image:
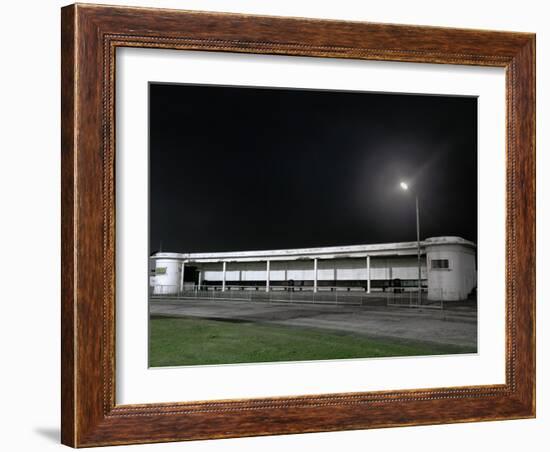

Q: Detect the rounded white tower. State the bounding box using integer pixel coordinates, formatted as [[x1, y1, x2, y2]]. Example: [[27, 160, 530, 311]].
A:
[[150, 253, 184, 295], [425, 236, 476, 301]]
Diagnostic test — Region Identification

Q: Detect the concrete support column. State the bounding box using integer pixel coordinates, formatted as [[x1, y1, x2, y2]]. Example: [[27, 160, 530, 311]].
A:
[[222, 261, 227, 292], [179, 261, 185, 294], [366, 255, 371, 294], [266, 260, 270, 292], [313, 258, 318, 293], [198, 270, 202, 290]]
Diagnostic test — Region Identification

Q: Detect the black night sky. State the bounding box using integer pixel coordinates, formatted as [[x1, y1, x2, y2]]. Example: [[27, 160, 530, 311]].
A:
[[149, 83, 477, 254]]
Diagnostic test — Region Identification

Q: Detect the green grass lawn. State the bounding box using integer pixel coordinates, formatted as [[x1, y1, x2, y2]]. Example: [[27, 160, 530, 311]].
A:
[[149, 316, 475, 367]]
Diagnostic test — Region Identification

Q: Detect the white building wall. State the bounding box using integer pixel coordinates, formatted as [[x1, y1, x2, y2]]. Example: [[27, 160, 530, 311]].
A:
[[268, 261, 286, 281], [321, 257, 426, 281], [150, 237, 474, 298], [426, 239, 476, 301], [239, 262, 267, 281], [200, 256, 426, 283], [285, 260, 315, 281], [203, 262, 267, 282], [152, 258, 182, 295], [203, 265, 223, 282]]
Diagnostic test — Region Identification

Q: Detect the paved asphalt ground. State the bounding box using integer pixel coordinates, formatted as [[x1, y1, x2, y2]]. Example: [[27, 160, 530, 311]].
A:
[[150, 296, 478, 349]]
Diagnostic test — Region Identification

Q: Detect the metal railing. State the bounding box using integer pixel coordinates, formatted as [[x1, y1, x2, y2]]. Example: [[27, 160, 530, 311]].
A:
[[150, 284, 387, 306], [150, 284, 447, 309], [386, 287, 443, 309]]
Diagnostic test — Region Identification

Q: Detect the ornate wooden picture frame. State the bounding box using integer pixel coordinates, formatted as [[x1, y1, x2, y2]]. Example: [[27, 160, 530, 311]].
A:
[[61, 3, 535, 447]]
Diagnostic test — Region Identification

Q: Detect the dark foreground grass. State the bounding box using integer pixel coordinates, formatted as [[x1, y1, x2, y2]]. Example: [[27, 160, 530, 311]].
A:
[[149, 316, 476, 367]]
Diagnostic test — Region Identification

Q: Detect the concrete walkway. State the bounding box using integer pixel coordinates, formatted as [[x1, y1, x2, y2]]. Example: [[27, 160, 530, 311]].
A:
[[150, 298, 477, 349]]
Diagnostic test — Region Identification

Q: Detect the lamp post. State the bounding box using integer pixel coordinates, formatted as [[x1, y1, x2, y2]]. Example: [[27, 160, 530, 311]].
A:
[[400, 182, 422, 305]]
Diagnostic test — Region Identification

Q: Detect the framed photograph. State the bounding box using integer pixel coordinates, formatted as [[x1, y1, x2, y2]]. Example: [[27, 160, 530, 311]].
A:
[[61, 3, 535, 447]]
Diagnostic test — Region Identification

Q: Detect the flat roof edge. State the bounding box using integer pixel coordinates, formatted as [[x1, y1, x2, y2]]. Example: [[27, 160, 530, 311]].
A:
[[151, 236, 476, 260]]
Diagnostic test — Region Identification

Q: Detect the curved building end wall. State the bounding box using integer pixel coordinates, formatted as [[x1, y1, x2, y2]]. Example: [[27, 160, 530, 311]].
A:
[[425, 237, 476, 301], [152, 258, 182, 295]]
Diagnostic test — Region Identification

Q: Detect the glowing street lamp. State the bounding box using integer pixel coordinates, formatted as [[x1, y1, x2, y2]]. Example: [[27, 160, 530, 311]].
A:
[[400, 181, 422, 305]]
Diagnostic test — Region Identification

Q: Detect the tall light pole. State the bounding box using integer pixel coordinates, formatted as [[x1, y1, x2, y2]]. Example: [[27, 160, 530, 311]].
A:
[[400, 182, 422, 305]]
